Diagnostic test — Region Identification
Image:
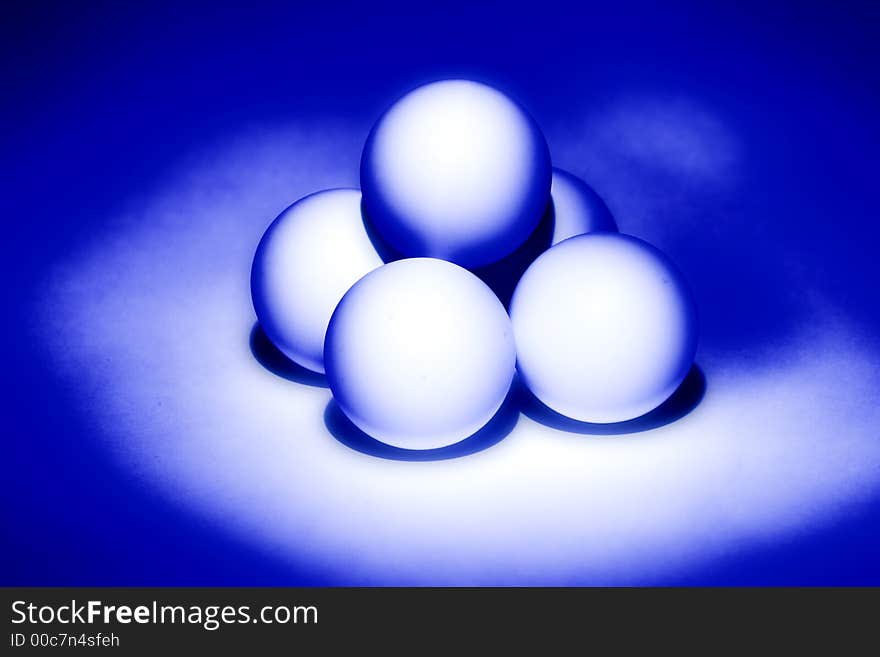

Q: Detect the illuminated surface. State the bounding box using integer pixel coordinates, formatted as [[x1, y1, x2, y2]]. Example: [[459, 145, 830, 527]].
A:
[[511, 233, 698, 423], [39, 118, 880, 584], [550, 168, 617, 243], [325, 258, 515, 449], [250, 189, 383, 373], [361, 80, 551, 268]]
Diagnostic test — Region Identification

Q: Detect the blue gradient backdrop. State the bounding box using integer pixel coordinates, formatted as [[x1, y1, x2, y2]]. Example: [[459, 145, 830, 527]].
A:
[[2, 0, 879, 584]]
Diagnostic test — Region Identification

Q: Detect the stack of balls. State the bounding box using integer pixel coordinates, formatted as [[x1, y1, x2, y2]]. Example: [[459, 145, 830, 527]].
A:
[[251, 80, 698, 450]]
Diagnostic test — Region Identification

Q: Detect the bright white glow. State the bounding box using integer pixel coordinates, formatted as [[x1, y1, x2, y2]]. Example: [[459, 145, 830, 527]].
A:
[[325, 258, 515, 449], [362, 80, 551, 267], [511, 233, 698, 422], [250, 188, 383, 373], [38, 120, 880, 584]]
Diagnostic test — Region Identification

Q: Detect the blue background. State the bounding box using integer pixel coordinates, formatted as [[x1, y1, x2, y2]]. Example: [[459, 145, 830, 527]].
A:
[[2, 0, 879, 585]]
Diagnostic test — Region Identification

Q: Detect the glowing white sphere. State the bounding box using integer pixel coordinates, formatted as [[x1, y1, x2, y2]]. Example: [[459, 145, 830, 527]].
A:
[[361, 79, 551, 268], [510, 233, 698, 423], [325, 258, 516, 449], [550, 167, 617, 244], [251, 189, 383, 373]]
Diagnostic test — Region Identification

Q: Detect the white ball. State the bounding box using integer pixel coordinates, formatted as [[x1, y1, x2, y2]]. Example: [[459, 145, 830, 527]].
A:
[[510, 233, 698, 423], [361, 79, 551, 268], [325, 258, 516, 449], [550, 167, 617, 244], [250, 189, 383, 373]]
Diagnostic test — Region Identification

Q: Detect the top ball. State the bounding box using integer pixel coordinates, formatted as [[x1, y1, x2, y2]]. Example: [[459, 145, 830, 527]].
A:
[[361, 80, 552, 269]]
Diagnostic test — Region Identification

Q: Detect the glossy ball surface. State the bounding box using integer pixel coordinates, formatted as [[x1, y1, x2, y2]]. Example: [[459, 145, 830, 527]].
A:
[[325, 258, 516, 449], [510, 233, 698, 423], [250, 189, 383, 373], [550, 168, 617, 243], [361, 80, 552, 268]]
